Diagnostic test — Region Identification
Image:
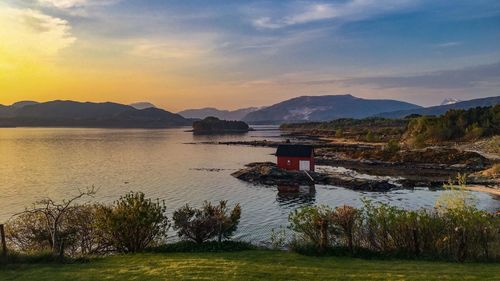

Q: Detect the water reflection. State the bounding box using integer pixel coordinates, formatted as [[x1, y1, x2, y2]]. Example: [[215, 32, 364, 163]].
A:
[[276, 185, 316, 207]]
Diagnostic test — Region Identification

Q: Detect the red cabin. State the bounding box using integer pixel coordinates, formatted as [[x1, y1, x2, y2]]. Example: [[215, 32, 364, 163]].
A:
[[276, 144, 315, 172]]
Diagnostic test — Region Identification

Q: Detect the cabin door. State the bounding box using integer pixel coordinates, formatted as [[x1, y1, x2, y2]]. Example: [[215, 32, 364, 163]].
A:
[[299, 160, 310, 171]]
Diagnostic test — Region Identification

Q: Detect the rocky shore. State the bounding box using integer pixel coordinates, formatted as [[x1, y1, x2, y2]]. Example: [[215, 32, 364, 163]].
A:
[[231, 162, 397, 191], [196, 139, 500, 188], [192, 138, 499, 189]]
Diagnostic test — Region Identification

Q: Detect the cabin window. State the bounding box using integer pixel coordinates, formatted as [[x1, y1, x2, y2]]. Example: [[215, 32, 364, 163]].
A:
[[287, 160, 291, 165]]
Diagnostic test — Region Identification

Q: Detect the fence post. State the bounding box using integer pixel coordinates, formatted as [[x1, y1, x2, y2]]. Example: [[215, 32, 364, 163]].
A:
[[0, 224, 6, 257]]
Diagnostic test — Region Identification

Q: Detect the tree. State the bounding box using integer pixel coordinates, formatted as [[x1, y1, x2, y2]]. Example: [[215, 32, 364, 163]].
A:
[[95, 192, 170, 253], [172, 201, 241, 244], [7, 187, 96, 256], [331, 205, 360, 253], [207, 201, 241, 243], [365, 130, 375, 142], [288, 205, 336, 251]]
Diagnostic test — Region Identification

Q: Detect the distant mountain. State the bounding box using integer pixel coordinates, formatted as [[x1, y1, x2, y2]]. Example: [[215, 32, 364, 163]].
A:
[[440, 98, 461, 106], [242, 94, 421, 123], [11, 101, 39, 108], [0, 100, 191, 128], [130, 102, 156, 110], [178, 107, 259, 121], [376, 96, 500, 118]]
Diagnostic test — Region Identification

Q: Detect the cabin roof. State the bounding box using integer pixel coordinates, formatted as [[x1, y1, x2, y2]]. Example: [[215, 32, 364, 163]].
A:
[[276, 144, 314, 157]]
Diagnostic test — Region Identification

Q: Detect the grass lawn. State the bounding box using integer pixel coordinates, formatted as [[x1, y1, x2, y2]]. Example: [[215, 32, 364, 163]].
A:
[[1, 250, 499, 281]]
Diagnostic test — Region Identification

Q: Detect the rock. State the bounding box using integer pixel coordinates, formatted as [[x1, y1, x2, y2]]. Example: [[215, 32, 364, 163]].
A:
[[232, 162, 397, 192]]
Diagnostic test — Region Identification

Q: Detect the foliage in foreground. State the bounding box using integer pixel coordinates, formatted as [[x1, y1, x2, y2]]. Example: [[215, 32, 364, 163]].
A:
[[288, 199, 500, 262], [172, 201, 241, 244], [95, 192, 170, 253], [4, 192, 242, 259]]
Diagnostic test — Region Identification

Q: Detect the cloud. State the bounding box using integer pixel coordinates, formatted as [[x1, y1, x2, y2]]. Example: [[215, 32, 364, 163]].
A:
[[253, 0, 419, 29], [0, 7, 75, 57], [301, 62, 500, 90], [128, 35, 217, 60], [130, 42, 206, 60], [434, 41, 462, 48], [37, 0, 118, 9]]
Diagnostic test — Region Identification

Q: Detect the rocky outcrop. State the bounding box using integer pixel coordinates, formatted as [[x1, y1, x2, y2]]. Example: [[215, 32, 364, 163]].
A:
[[231, 162, 397, 192]]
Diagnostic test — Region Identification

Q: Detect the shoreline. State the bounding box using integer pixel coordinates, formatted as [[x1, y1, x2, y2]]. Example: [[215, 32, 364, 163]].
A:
[[464, 185, 500, 196]]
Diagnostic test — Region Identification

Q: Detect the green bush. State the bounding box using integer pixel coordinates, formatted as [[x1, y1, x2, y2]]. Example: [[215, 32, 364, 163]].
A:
[[95, 192, 170, 253], [288, 205, 336, 251], [288, 201, 500, 261], [172, 201, 241, 244]]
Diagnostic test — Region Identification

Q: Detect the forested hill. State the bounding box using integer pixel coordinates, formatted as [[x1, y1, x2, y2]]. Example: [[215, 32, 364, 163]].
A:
[[0, 100, 192, 128]]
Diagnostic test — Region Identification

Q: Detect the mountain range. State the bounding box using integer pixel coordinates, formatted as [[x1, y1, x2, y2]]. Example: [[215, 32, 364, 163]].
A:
[[376, 96, 500, 119], [178, 107, 259, 121], [1, 95, 498, 128], [242, 95, 421, 123], [0, 100, 191, 128]]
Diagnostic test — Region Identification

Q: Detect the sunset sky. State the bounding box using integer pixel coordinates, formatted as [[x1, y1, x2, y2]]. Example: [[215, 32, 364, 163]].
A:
[[1, 0, 499, 112]]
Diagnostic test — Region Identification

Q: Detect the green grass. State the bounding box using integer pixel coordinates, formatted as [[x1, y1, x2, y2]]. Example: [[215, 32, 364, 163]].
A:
[[1, 250, 499, 281]]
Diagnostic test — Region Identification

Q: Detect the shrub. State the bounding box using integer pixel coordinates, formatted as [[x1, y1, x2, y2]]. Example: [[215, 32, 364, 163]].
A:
[[383, 140, 400, 155], [288, 205, 336, 251], [365, 130, 376, 142], [95, 192, 170, 253], [172, 201, 241, 244], [270, 226, 287, 250], [288, 200, 500, 261], [331, 205, 360, 253], [5, 188, 97, 256]]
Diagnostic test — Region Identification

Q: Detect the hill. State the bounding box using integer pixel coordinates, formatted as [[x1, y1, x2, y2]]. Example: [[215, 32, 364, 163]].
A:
[[0, 100, 191, 128], [377, 96, 500, 118], [179, 107, 258, 121], [242, 95, 420, 124], [402, 105, 500, 148], [11, 101, 39, 108]]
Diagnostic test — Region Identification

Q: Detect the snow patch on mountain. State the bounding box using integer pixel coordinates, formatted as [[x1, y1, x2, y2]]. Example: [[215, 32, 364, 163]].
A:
[[441, 98, 462, 106]]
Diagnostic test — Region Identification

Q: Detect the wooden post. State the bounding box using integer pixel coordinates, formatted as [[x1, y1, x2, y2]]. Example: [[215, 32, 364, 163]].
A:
[[0, 224, 7, 257]]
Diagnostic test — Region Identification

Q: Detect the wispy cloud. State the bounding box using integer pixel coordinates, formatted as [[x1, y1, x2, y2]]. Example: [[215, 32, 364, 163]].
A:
[[37, 0, 119, 9], [301, 62, 500, 90], [129, 40, 208, 60], [252, 0, 419, 29], [434, 41, 462, 48]]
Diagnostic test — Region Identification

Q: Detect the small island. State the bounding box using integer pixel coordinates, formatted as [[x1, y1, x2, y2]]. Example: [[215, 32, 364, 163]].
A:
[[192, 116, 251, 134]]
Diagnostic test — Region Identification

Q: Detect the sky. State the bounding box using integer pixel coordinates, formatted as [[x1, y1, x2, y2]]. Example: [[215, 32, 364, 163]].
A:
[[0, 0, 499, 112]]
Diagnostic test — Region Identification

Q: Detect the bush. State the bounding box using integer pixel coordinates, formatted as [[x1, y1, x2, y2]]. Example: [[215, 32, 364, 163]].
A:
[[288, 201, 500, 261], [172, 201, 241, 244], [95, 192, 170, 253], [383, 140, 400, 155], [288, 205, 336, 251], [5, 188, 99, 257], [365, 130, 376, 142], [331, 205, 360, 253]]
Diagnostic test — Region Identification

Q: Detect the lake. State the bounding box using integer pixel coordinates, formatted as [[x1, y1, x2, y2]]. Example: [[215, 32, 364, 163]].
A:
[[0, 127, 498, 243]]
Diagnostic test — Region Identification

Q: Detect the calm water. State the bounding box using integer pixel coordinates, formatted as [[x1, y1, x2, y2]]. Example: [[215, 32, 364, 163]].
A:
[[1, 127, 498, 243]]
